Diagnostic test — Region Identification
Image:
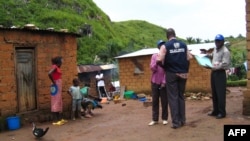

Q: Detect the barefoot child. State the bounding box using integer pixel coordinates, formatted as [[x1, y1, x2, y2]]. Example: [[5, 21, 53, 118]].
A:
[[68, 78, 84, 120]]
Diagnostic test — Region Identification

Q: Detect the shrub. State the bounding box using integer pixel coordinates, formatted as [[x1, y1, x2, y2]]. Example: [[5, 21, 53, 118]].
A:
[[227, 79, 247, 86]]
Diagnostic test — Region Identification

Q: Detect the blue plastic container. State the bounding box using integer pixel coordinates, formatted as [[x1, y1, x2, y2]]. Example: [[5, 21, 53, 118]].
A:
[[131, 94, 138, 99], [138, 97, 147, 102], [6, 116, 20, 130]]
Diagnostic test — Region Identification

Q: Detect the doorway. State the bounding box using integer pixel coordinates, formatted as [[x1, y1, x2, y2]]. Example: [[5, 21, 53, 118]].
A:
[[15, 48, 37, 112]]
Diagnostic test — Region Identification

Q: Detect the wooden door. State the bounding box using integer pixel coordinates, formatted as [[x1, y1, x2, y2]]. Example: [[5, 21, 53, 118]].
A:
[[16, 48, 37, 112]]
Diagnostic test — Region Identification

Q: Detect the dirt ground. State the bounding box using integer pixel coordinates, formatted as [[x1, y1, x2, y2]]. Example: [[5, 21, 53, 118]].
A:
[[1, 87, 250, 141]]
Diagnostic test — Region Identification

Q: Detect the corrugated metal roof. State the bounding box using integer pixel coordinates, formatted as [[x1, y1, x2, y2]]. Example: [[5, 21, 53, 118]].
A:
[[0, 27, 81, 37], [100, 64, 117, 70], [188, 43, 215, 56], [77, 64, 117, 73], [115, 43, 215, 59], [115, 48, 159, 59], [77, 65, 101, 73]]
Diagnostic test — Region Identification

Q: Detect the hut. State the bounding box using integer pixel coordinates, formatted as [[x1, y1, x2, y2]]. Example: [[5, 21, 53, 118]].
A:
[[77, 64, 117, 97], [0, 26, 80, 123]]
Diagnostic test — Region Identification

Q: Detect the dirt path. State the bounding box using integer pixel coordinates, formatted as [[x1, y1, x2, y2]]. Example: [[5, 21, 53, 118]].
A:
[[0, 87, 250, 141]]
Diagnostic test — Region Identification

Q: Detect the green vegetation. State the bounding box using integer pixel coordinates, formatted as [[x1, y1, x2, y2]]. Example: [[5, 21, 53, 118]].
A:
[[227, 37, 247, 81], [227, 79, 247, 87], [0, 0, 247, 84], [0, 0, 166, 64]]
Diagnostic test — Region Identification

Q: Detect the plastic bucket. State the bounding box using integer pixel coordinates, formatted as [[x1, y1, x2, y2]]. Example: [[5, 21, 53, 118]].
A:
[[6, 116, 20, 130]]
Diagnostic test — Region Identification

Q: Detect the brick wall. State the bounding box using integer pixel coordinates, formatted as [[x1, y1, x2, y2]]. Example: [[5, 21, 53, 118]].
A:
[[118, 55, 211, 95], [0, 42, 16, 116], [119, 56, 152, 94], [0, 29, 78, 120], [187, 58, 211, 92], [243, 0, 250, 115]]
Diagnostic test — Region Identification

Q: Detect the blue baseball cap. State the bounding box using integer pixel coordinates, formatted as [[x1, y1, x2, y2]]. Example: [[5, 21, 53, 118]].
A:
[[214, 34, 224, 41], [157, 40, 165, 47]]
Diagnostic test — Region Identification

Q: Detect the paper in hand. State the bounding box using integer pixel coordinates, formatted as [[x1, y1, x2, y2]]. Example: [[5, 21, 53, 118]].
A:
[[194, 55, 213, 68]]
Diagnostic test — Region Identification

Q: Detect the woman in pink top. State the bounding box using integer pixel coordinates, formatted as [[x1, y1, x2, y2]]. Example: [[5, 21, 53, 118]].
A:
[[48, 56, 66, 125], [148, 40, 169, 126]]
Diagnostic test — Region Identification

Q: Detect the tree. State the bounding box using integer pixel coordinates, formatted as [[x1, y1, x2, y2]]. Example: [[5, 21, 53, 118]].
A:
[[204, 39, 211, 43], [97, 40, 122, 64], [186, 37, 195, 44], [195, 38, 202, 44]]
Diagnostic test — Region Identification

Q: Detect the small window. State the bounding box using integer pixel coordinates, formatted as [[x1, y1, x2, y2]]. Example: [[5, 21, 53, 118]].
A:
[[134, 67, 143, 74], [131, 58, 144, 74]]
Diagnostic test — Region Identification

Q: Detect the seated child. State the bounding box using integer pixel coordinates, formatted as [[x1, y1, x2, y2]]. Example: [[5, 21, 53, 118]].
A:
[[108, 81, 116, 97], [108, 82, 116, 92], [68, 78, 84, 120], [80, 84, 102, 118]]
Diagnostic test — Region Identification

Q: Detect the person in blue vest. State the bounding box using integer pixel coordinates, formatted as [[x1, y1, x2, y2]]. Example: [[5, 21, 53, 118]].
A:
[[157, 28, 192, 129]]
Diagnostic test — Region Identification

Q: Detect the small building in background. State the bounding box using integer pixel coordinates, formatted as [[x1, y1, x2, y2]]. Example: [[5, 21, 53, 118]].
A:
[[115, 43, 215, 95], [77, 64, 117, 97]]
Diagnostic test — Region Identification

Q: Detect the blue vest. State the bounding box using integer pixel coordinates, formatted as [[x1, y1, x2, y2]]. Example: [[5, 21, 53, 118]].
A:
[[163, 39, 189, 73]]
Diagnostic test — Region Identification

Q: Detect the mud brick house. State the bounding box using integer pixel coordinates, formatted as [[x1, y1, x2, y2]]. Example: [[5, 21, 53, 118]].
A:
[[0, 26, 80, 122], [115, 43, 215, 95], [244, 0, 250, 115], [115, 48, 157, 94], [77, 64, 117, 97]]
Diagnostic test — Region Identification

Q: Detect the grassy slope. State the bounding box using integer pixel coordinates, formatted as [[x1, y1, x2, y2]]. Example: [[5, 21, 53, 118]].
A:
[[0, 0, 246, 64]]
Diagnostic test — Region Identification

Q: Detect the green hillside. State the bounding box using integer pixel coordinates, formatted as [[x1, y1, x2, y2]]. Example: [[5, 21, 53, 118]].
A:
[[112, 20, 166, 49], [0, 0, 167, 64], [0, 0, 246, 65]]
